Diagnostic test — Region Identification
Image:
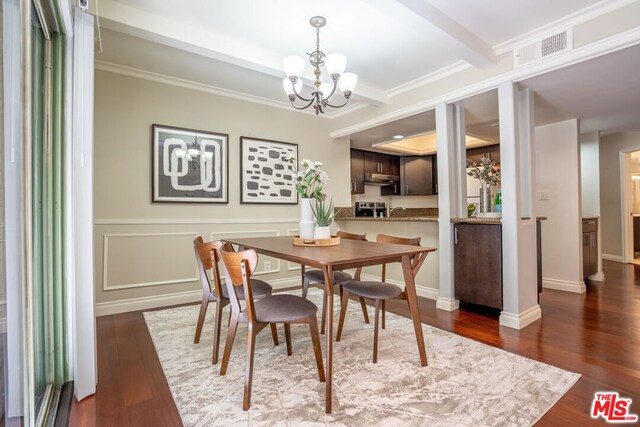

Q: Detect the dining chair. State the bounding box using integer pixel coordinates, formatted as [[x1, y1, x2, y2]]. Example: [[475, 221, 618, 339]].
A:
[[301, 230, 370, 333], [336, 233, 426, 363], [219, 245, 325, 411], [192, 237, 278, 364]]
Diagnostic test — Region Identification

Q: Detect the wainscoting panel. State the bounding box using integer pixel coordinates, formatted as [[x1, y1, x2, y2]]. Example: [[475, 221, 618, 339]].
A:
[[103, 232, 200, 291], [209, 229, 281, 276]]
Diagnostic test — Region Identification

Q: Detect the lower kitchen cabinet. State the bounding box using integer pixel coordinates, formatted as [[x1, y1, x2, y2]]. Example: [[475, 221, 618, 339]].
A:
[[454, 223, 503, 309]]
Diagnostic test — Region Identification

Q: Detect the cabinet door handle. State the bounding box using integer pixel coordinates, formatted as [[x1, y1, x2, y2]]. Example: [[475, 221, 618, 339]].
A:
[[454, 227, 459, 245], [405, 184, 409, 194], [352, 182, 355, 192], [393, 184, 397, 193], [435, 184, 438, 193]]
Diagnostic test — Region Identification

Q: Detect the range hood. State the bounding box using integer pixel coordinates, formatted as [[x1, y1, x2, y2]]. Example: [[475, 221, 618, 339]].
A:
[[365, 173, 400, 186]]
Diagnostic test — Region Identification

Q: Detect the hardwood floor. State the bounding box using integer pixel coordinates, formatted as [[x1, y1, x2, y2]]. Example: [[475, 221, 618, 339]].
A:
[[70, 260, 640, 426]]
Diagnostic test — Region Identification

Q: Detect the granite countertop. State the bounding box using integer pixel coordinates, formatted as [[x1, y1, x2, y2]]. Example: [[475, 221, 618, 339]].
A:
[[451, 216, 548, 225], [583, 216, 600, 220], [336, 216, 439, 223]]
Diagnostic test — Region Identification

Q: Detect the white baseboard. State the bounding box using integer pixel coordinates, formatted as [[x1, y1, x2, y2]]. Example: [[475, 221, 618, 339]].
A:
[[96, 277, 303, 317], [602, 253, 623, 263], [436, 297, 460, 312], [589, 272, 605, 281], [499, 305, 542, 330], [360, 274, 439, 301], [542, 278, 586, 293]]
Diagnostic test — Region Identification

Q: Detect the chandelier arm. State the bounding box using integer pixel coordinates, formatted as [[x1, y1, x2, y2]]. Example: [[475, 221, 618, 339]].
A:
[[290, 98, 316, 110], [290, 80, 314, 102], [324, 97, 351, 109]]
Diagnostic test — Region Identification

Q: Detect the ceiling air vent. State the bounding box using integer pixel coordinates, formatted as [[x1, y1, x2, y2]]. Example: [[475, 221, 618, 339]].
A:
[[514, 28, 573, 67]]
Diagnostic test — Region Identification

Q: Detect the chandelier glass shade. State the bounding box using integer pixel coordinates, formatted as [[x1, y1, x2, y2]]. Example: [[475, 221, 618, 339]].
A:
[[282, 16, 358, 115]]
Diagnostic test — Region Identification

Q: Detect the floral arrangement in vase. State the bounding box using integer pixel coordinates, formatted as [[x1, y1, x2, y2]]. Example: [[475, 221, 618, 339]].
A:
[[467, 155, 501, 213], [284, 156, 331, 238]]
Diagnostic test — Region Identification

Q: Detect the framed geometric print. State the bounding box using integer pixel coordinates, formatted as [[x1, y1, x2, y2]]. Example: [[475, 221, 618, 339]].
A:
[[152, 124, 228, 203], [240, 137, 298, 204]]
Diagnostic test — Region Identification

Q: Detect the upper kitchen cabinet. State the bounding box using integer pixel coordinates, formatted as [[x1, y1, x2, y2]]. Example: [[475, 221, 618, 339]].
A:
[[350, 149, 365, 195], [364, 151, 399, 176], [466, 144, 500, 165], [401, 156, 434, 196]]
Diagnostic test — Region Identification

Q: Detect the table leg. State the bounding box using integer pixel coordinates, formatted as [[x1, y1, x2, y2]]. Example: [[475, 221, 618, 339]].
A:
[[401, 255, 428, 366], [322, 265, 334, 413]]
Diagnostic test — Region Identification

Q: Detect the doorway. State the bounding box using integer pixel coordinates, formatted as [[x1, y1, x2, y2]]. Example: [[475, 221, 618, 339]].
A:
[[621, 149, 640, 265]]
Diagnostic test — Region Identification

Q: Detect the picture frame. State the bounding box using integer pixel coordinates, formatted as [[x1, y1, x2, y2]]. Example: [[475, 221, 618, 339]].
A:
[[152, 124, 229, 203], [240, 137, 298, 204]]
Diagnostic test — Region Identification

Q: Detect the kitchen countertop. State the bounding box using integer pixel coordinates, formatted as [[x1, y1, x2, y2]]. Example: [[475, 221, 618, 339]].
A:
[[336, 216, 439, 223], [451, 216, 548, 225]]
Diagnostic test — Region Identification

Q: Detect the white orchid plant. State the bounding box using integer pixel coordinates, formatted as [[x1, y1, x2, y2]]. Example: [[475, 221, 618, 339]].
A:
[[283, 156, 329, 200]]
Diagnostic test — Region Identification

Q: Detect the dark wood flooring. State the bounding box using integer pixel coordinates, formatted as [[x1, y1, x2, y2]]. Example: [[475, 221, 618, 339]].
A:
[[70, 260, 640, 426]]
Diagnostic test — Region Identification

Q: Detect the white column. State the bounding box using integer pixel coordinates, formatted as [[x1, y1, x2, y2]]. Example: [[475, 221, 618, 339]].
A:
[[498, 82, 541, 329], [435, 103, 466, 311]]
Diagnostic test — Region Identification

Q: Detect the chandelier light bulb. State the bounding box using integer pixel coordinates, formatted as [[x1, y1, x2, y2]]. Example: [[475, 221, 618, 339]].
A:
[[325, 53, 347, 77], [188, 148, 200, 158], [174, 148, 186, 159], [338, 72, 358, 94], [282, 56, 305, 78], [319, 82, 334, 99]]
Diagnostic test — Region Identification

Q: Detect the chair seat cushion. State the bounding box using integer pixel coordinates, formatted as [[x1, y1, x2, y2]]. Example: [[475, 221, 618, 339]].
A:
[[341, 280, 403, 300], [240, 294, 318, 323], [222, 278, 272, 300], [304, 269, 352, 283]]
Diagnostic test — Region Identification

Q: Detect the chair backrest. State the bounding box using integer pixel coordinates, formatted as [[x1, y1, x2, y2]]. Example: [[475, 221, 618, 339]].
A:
[[193, 237, 227, 299], [336, 230, 367, 241], [220, 247, 259, 320], [376, 233, 422, 281]]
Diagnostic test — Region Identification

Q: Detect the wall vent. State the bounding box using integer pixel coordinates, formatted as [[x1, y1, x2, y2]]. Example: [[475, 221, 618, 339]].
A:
[[514, 28, 573, 67]]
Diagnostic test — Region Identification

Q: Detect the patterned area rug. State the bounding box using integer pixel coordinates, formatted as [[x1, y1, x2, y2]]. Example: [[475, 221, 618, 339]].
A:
[[144, 289, 580, 426]]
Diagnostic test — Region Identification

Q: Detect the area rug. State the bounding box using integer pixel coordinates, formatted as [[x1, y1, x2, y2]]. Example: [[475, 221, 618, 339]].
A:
[[143, 289, 580, 426]]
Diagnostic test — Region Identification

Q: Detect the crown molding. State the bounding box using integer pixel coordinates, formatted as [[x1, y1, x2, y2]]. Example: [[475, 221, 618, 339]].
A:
[[94, 60, 325, 118], [493, 0, 638, 56], [329, 26, 640, 139], [385, 61, 472, 98]]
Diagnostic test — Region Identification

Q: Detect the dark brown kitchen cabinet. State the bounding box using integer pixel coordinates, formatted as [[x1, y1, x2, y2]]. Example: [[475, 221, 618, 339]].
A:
[[350, 149, 365, 194], [466, 144, 500, 165], [582, 218, 598, 279], [400, 156, 434, 196], [432, 155, 439, 194], [363, 151, 399, 176], [454, 223, 503, 309]]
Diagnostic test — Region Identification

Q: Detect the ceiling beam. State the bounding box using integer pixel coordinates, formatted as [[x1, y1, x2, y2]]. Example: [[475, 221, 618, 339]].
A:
[[370, 0, 495, 68], [92, 0, 388, 105]]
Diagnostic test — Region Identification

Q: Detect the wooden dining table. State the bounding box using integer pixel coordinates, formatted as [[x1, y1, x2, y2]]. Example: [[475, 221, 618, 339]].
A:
[[224, 235, 437, 414]]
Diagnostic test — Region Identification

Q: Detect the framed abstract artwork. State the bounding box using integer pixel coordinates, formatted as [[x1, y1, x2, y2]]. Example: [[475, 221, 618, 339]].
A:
[[240, 137, 298, 204], [152, 124, 228, 203]]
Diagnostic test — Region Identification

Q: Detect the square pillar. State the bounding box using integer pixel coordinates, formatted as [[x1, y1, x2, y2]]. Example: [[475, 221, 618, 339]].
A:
[[435, 103, 466, 311], [498, 82, 542, 329]]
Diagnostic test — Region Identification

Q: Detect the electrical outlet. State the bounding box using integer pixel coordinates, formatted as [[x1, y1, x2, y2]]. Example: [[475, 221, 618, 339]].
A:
[[537, 191, 549, 200], [264, 261, 271, 271]]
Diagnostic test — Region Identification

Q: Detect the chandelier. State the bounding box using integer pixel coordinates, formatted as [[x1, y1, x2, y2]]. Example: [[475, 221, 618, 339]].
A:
[[174, 136, 212, 172], [282, 16, 358, 115]]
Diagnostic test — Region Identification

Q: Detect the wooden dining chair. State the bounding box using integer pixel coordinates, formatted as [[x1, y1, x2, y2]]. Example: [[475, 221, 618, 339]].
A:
[[336, 233, 427, 363], [219, 246, 325, 411], [301, 230, 370, 333], [192, 237, 278, 364]]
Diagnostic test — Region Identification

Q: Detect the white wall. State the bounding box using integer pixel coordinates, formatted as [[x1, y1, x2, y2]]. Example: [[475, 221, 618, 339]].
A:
[[94, 70, 351, 315], [535, 119, 584, 292], [599, 132, 640, 258], [580, 132, 601, 218]]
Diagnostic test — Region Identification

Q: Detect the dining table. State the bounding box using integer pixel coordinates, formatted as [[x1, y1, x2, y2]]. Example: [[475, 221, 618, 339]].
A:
[[224, 235, 437, 414]]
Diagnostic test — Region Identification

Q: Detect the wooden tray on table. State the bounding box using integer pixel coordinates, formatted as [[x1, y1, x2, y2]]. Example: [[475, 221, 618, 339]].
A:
[[292, 236, 341, 247]]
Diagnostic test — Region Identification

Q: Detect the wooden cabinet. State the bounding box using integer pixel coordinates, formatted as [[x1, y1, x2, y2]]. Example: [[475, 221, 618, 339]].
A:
[[466, 144, 500, 165], [350, 149, 365, 195], [363, 152, 399, 175], [582, 219, 598, 279], [400, 156, 434, 196], [432, 155, 438, 194], [454, 223, 503, 309]]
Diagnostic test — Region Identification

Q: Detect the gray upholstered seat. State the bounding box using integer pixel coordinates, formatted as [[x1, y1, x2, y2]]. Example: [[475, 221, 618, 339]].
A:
[[341, 281, 403, 300], [240, 294, 318, 323], [222, 278, 272, 299], [303, 269, 352, 283]]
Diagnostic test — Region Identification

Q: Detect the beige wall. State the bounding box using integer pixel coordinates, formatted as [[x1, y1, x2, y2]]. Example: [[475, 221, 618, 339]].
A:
[[94, 70, 351, 314], [599, 132, 640, 257]]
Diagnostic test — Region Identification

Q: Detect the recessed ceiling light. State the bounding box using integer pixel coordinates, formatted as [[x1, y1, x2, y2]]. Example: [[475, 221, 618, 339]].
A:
[[393, 135, 404, 140]]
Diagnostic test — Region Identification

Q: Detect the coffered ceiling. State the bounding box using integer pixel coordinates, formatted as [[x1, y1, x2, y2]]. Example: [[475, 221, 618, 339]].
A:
[[93, 0, 604, 115]]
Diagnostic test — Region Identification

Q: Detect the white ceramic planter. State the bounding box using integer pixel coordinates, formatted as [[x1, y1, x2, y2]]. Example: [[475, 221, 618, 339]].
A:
[[299, 198, 315, 239], [313, 226, 331, 239]]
